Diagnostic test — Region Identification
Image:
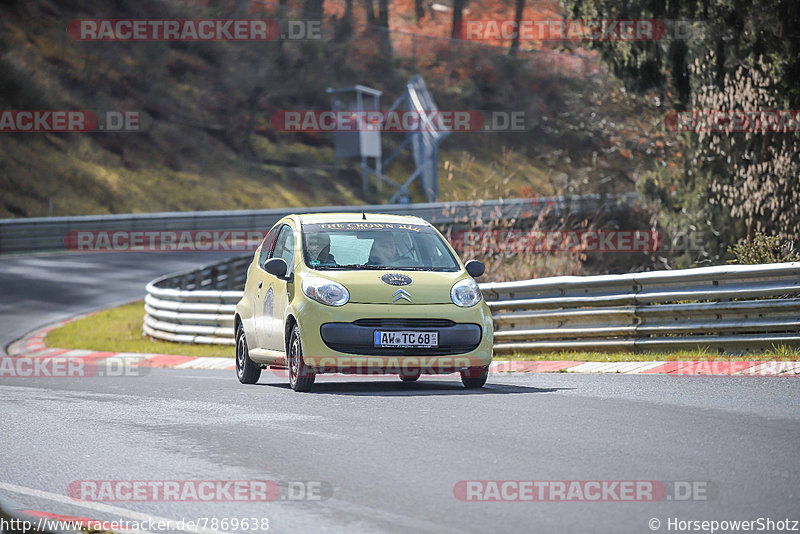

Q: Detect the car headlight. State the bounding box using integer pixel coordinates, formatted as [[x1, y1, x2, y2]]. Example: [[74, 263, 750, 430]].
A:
[[451, 278, 482, 308], [302, 276, 349, 306]]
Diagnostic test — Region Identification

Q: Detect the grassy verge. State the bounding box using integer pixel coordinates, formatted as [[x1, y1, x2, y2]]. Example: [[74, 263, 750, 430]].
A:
[[502, 348, 800, 362], [44, 301, 800, 361], [45, 301, 231, 357]]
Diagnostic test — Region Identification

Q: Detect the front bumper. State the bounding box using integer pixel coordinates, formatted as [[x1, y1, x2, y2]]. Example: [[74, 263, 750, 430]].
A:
[[295, 301, 493, 374], [320, 319, 482, 356]]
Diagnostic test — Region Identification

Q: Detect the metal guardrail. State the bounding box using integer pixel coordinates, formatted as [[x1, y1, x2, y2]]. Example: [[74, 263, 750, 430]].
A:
[[143, 255, 251, 345], [0, 194, 635, 255], [143, 256, 800, 354], [484, 262, 800, 353]]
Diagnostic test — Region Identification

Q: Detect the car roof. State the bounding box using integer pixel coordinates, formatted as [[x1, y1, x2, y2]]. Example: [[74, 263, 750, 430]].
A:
[[294, 212, 431, 226]]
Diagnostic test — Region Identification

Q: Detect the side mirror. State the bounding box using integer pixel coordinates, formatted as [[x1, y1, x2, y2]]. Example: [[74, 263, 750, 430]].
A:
[[464, 259, 485, 278], [264, 257, 288, 279]]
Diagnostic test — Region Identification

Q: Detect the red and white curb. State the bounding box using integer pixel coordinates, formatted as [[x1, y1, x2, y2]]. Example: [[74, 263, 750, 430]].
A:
[[489, 360, 800, 375], [5, 321, 800, 376], [5, 318, 236, 371]]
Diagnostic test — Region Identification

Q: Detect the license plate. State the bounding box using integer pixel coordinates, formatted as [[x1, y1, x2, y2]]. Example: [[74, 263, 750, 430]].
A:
[[374, 330, 439, 348]]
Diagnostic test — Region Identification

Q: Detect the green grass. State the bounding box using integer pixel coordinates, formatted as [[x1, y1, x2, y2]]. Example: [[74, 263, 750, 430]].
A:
[[45, 300, 232, 357], [45, 301, 800, 361], [502, 346, 800, 362]]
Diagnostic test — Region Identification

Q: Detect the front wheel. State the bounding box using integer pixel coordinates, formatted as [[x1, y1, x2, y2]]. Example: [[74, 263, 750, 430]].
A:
[[460, 365, 488, 388], [236, 324, 261, 384], [288, 324, 315, 392]]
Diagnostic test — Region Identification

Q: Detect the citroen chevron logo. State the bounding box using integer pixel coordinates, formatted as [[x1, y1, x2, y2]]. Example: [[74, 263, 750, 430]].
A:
[[392, 288, 412, 303]]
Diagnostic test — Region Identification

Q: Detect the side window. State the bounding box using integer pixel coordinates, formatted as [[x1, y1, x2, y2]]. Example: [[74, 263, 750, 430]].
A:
[[270, 224, 295, 271], [258, 226, 279, 268]]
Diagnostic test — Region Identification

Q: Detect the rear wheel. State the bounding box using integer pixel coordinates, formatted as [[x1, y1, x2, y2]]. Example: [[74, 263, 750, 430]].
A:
[[236, 324, 261, 384], [399, 370, 421, 382], [288, 324, 315, 392], [460, 365, 488, 388]]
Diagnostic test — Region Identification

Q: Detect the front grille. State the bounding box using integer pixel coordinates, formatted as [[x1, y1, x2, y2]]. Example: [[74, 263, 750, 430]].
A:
[[321, 344, 478, 356], [353, 318, 456, 328], [320, 320, 482, 356]]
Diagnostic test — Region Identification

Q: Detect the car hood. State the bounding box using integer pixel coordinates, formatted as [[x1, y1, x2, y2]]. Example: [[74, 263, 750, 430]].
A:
[[310, 269, 466, 305]]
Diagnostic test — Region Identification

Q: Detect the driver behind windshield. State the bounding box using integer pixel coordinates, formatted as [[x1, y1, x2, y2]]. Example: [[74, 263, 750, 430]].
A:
[[306, 233, 336, 265], [367, 234, 412, 266]]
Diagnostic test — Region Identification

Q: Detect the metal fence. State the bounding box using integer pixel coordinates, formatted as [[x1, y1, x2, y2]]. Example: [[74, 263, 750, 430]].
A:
[[0, 194, 635, 255], [144, 256, 800, 354]]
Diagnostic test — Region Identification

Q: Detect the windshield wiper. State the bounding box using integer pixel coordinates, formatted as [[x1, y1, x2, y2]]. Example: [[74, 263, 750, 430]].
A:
[[316, 264, 452, 271], [318, 264, 416, 270], [316, 264, 368, 270], [359, 265, 451, 271]]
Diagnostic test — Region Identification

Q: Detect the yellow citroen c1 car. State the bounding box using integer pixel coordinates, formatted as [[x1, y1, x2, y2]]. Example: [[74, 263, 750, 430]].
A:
[[234, 213, 493, 392]]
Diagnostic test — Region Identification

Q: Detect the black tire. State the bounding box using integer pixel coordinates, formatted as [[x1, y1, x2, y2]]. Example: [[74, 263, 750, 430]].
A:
[[399, 371, 421, 382], [236, 324, 261, 384], [460, 365, 489, 388], [288, 324, 315, 392]]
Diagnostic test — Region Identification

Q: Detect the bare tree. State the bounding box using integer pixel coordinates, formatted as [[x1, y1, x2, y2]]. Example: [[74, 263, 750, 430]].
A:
[[508, 0, 525, 56], [699, 55, 800, 239]]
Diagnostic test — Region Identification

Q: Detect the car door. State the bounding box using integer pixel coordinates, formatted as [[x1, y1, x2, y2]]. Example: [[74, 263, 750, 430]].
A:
[[252, 226, 279, 350], [264, 223, 296, 353]]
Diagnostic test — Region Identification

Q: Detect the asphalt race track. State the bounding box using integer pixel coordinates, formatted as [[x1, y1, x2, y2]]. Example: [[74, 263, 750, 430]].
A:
[[1, 252, 799, 533], [0, 251, 236, 353]]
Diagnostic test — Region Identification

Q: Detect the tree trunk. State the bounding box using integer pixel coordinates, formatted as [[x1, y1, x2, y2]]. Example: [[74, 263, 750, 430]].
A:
[[508, 0, 525, 56], [241, 85, 264, 160], [378, 0, 391, 57], [451, 0, 466, 39], [303, 0, 324, 18], [344, 0, 353, 23], [228, 0, 251, 18], [335, 0, 354, 41], [669, 41, 689, 108], [415, 0, 425, 22], [362, 0, 375, 25]]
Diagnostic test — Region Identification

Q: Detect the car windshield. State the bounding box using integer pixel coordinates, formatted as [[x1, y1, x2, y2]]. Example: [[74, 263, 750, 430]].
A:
[[302, 221, 459, 271]]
